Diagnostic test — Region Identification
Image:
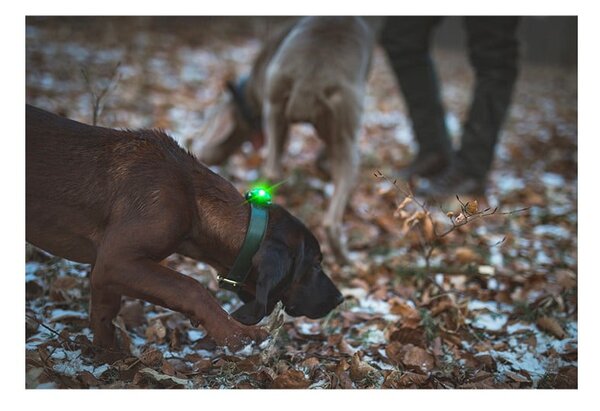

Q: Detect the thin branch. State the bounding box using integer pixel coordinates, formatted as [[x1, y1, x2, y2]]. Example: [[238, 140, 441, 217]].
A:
[[80, 61, 122, 126], [374, 169, 529, 297], [374, 169, 529, 240]]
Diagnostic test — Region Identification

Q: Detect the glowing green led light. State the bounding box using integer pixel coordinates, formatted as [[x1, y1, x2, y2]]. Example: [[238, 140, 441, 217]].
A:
[[243, 179, 287, 207], [245, 185, 272, 206]]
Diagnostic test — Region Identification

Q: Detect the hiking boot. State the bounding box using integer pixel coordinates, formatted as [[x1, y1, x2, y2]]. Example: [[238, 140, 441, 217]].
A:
[[397, 151, 450, 181], [415, 165, 485, 198]]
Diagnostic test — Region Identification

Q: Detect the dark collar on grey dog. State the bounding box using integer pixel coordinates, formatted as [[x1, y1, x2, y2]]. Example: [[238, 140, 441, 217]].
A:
[[227, 76, 262, 131], [217, 202, 269, 291]]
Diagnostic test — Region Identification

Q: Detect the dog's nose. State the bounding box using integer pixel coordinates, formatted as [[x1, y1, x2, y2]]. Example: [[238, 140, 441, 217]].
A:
[[334, 292, 344, 306]]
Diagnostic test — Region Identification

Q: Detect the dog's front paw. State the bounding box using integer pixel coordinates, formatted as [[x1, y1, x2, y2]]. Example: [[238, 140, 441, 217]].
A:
[[212, 323, 269, 352]]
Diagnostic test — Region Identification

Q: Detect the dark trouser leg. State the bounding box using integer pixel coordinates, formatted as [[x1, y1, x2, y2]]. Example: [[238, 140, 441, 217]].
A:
[[380, 17, 452, 163], [457, 17, 520, 180]]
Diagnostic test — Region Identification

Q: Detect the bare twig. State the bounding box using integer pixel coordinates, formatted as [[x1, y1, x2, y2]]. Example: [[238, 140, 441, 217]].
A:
[[80, 61, 122, 126], [374, 169, 529, 288]]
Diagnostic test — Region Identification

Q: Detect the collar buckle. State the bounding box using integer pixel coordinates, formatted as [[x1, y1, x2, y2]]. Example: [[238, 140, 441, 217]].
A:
[[217, 275, 243, 290]]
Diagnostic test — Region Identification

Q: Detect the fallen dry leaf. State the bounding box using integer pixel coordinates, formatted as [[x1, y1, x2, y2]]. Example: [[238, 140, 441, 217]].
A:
[[389, 297, 421, 323], [455, 247, 480, 264], [385, 341, 403, 366], [271, 369, 310, 389], [140, 347, 163, 367], [398, 344, 435, 372], [145, 319, 167, 343], [118, 300, 146, 329], [384, 370, 429, 388], [349, 352, 378, 381], [537, 316, 566, 339], [49, 276, 80, 302], [393, 197, 412, 217], [465, 200, 479, 215]]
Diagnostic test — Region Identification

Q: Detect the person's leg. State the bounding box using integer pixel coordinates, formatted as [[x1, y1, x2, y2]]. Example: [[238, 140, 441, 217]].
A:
[[417, 16, 519, 197], [458, 16, 520, 180], [380, 16, 452, 178]]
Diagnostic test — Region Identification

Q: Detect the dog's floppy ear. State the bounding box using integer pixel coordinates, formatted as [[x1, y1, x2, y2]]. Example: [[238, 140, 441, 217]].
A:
[[232, 246, 290, 325]]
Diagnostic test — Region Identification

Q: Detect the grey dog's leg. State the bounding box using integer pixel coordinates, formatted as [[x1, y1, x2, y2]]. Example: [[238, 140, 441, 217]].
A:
[[263, 101, 289, 180]]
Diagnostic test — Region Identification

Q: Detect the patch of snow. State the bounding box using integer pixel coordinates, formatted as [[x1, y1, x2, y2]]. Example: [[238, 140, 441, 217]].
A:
[[478, 265, 496, 276], [536, 321, 578, 355], [506, 322, 532, 334], [364, 354, 396, 371], [26, 262, 42, 277], [361, 327, 387, 345], [481, 319, 577, 385], [490, 349, 547, 380], [533, 225, 570, 239], [60, 260, 89, 278], [341, 287, 369, 301], [36, 382, 58, 389], [296, 321, 321, 335], [535, 250, 553, 265], [351, 297, 400, 321], [470, 313, 508, 331], [324, 183, 335, 198], [187, 329, 206, 342], [468, 300, 513, 313], [26, 335, 48, 351], [50, 348, 109, 378], [487, 278, 499, 291], [548, 204, 571, 216], [489, 249, 504, 267], [92, 364, 110, 378], [164, 344, 205, 359], [259, 337, 271, 350], [235, 343, 255, 357], [49, 309, 87, 322], [308, 378, 331, 389], [541, 172, 566, 188], [495, 173, 525, 193], [80, 328, 94, 339]]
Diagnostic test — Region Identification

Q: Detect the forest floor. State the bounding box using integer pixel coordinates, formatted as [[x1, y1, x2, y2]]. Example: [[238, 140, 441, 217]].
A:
[[25, 17, 577, 389]]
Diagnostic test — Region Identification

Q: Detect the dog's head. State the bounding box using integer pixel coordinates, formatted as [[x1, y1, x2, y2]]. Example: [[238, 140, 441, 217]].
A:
[[231, 205, 343, 325], [199, 77, 264, 165]]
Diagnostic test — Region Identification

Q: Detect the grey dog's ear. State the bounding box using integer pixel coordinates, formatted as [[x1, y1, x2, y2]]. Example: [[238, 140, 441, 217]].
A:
[[232, 246, 290, 325]]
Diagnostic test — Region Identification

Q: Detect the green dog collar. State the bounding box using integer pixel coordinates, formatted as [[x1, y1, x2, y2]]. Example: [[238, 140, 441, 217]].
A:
[[217, 191, 270, 291]]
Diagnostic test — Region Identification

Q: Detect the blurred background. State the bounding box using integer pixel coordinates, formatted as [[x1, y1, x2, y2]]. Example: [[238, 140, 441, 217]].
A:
[[25, 17, 577, 389]]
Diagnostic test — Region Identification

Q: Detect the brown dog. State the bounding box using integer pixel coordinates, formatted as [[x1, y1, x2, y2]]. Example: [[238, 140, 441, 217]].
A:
[[199, 17, 381, 264], [26, 104, 343, 352]]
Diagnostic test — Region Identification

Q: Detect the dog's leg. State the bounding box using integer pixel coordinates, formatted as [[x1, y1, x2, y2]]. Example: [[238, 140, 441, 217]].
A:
[[263, 100, 289, 181], [89, 266, 122, 351], [96, 255, 267, 351], [325, 138, 358, 264], [318, 109, 361, 265]]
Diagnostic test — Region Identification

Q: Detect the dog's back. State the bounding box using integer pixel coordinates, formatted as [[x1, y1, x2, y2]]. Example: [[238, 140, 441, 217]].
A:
[[265, 17, 376, 124], [26, 105, 198, 262]]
